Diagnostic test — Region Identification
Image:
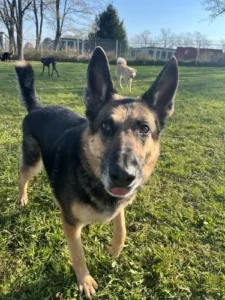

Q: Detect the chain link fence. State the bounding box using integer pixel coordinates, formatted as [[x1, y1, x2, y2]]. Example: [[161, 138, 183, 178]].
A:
[[14, 38, 225, 63]]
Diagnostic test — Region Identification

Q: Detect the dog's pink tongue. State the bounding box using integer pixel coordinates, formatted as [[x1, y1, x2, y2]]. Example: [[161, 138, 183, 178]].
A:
[[110, 188, 128, 196]]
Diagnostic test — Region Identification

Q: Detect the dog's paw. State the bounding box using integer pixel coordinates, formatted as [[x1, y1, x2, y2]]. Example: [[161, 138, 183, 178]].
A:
[[108, 243, 124, 259], [19, 195, 28, 206], [78, 275, 98, 298]]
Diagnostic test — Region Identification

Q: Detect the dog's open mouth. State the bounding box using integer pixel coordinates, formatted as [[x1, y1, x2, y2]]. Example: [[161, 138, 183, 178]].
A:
[[110, 187, 129, 197], [106, 187, 131, 198]]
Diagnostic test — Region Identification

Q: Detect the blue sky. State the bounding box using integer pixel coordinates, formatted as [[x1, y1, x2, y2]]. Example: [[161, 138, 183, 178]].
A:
[[112, 0, 225, 41], [19, 0, 225, 43]]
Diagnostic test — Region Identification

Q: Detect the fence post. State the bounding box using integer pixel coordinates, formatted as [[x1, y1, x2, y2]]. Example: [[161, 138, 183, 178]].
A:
[[77, 38, 79, 54], [116, 39, 118, 58], [82, 40, 84, 54]]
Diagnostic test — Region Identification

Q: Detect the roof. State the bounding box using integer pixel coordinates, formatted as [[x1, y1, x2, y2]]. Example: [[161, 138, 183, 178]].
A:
[[131, 46, 176, 51], [177, 46, 223, 52], [61, 36, 79, 41]]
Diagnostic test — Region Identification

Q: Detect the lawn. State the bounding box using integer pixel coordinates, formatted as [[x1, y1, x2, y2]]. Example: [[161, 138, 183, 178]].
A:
[[0, 61, 225, 300]]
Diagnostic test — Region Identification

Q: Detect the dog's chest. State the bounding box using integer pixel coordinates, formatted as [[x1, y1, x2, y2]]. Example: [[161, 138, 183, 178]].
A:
[[71, 200, 127, 224]]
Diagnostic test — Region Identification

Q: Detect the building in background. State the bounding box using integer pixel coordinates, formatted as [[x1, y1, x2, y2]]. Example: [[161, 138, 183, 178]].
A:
[[130, 46, 176, 60], [176, 47, 223, 62], [0, 32, 9, 51]]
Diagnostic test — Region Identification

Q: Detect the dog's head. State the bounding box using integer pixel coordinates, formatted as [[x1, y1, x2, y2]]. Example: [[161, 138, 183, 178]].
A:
[[128, 67, 137, 79], [84, 47, 178, 199]]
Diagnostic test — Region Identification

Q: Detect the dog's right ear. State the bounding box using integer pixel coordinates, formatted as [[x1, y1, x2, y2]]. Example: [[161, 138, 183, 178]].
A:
[[84, 47, 115, 121]]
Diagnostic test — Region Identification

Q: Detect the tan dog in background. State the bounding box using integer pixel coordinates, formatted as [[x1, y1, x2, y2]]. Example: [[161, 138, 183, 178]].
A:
[[115, 57, 137, 91]]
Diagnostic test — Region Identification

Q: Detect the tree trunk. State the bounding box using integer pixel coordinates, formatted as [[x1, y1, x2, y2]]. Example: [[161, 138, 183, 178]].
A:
[[54, 0, 61, 51], [17, 0, 23, 60], [33, 0, 43, 51], [8, 27, 16, 53], [17, 31, 23, 60], [37, 0, 44, 51], [54, 33, 61, 52]]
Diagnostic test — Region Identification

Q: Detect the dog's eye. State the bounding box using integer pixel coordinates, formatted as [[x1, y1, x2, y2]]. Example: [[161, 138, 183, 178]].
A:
[[138, 124, 150, 134], [100, 121, 112, 134]]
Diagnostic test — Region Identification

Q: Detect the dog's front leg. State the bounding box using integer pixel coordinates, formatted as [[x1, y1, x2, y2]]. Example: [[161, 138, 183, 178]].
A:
[[62, 217, 98, 298], [108, 208, 126, 258], [119, 76, 123, 89], [129, 79, 132, 91]]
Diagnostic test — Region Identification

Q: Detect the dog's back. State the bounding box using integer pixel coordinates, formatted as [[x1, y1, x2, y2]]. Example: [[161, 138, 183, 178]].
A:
[[41, 57, 56, 66], [117, 57, 127, 66]]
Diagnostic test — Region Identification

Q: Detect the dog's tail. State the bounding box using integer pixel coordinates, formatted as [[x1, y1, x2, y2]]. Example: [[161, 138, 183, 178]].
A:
[[15, 61, 41, 113], [117, 57, 127, 66]]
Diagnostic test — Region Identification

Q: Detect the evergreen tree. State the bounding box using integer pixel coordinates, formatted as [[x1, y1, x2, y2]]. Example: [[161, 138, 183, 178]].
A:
[[89, 4, 127, 47]]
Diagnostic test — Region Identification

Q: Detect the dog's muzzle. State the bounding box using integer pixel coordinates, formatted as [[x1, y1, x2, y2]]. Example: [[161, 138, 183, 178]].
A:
[[102, 162, 141, 198]]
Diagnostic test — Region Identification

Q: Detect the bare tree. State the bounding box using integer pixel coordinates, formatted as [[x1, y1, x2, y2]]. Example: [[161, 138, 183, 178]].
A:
[[47, 0, 103, 51], [32, 0, 44, 50], [0, 0, 16, 52], [13, 0, 32, 59], [175, 33, 184, 46], [193, 31, 211, 48], [130, 30, 152, 47], [168, 33, 178, 48], [181, 32, 194, 47], [158, 28, 173, 48], [6, 0, 32, 59], [201, 0, 225, 20]]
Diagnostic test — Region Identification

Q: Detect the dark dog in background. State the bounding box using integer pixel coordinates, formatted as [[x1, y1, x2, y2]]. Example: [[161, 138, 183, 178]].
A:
[[15, 47, 178, 298], [1, 51, 13, 62], [41, 57, 59, 77]]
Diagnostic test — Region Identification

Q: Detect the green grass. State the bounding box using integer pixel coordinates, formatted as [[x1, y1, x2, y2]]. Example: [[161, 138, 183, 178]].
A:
[[0, 61, 225, 300]]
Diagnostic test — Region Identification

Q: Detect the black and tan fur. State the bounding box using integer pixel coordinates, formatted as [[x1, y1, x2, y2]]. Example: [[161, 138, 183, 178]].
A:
[[15, 47, 178, 298]]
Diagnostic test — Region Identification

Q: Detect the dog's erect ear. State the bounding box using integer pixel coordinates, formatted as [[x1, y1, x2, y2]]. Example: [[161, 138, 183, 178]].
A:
[[142, 56, 178, 126], [84, 47, 115, 121]]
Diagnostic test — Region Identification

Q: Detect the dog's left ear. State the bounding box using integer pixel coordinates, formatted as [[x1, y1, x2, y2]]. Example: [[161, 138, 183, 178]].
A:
[[142, 56, 178, 126], [84, 47, 115, 121]]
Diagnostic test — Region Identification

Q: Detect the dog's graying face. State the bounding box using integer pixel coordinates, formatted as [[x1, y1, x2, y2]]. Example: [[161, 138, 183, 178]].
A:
[[128, 68, 137, 79], [84, 47, 178, 198]]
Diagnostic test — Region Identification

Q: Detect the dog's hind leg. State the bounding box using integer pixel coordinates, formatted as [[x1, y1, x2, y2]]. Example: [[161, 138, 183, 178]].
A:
[[108, 208, 126, 258], [62, 216, 98, 298], [19, 135, 42, 206], [54, 66, 60, 78], [52, 62, 60, 77]]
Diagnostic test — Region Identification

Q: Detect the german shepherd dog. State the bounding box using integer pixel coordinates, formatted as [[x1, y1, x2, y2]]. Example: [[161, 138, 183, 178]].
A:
[[40, 57, 59, 77], [15, 47, 178, 298]]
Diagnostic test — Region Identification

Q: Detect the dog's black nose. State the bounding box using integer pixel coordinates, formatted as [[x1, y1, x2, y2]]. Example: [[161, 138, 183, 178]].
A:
[[109, 165, 135, 187]]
